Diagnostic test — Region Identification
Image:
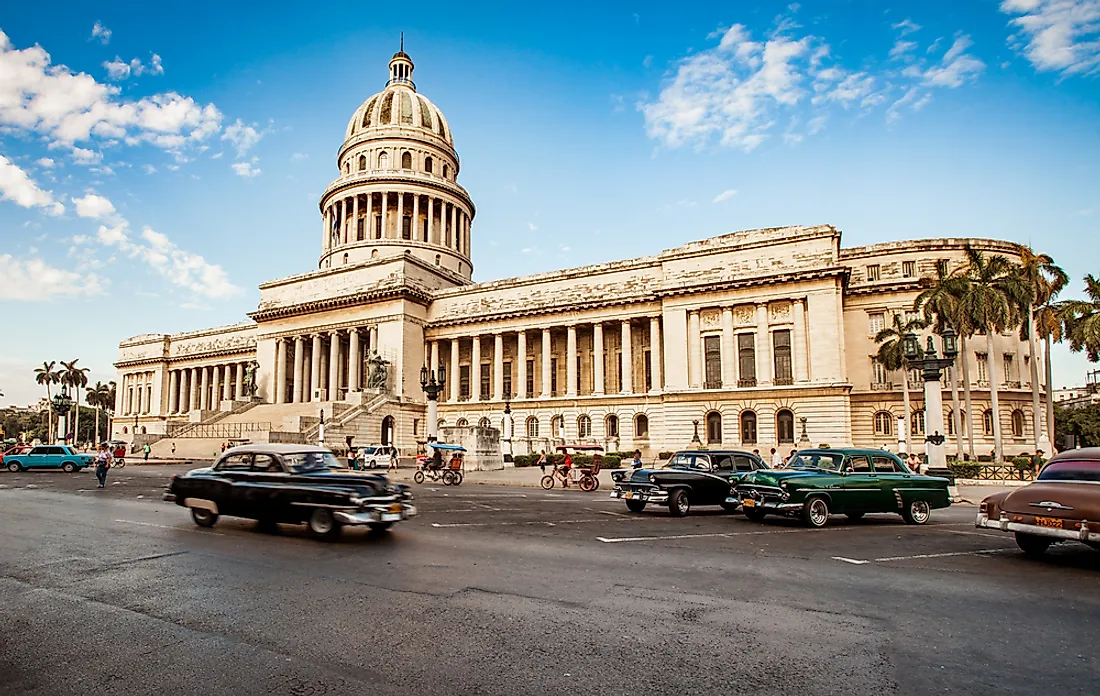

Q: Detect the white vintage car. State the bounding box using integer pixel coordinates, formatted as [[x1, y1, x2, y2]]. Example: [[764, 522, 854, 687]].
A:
[[357, 445, 398, 469]]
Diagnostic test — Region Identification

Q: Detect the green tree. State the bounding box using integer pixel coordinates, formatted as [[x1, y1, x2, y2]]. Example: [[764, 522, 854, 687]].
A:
[[958, 246, 1029, 463], [1014, 248, 1068, 453], [33, 361, 60, 442], [59, 359, 90, 446], [1055, 403, 1100, 448], [87, 381, 112, 444], [1063, 274, 1100, 362], [914, 264, 969, 459], [875, 312, 928, 450]]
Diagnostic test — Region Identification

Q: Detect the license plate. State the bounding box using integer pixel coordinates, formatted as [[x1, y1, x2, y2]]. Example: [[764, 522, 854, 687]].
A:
[[1034, 516, 1063, 529], [387, 504, 403, 513], [742, 498, 755, 508], [381, 513, 402, 522], [624, 492, 633, 499]]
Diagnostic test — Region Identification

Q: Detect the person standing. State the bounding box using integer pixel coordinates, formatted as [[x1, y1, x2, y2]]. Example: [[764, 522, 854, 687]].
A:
[[630, 449, 643, 469], [536, 450, 548, 473], [95, 444, 111, 488], [770, 447, 783, 468], [348, 448, 359, 471], [143, 443, 151, 461], [171, 442, 176, 456], [388, 447, 399, 472], [1031, 449, 1046, 479], [907, 452, 922, 474]]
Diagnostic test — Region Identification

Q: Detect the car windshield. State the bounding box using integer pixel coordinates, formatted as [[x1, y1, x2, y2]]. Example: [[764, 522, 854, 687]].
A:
[[360, 447, 378, 455], [283, 451, 342, 473], [1037, 460, 1100, 483], [787, 452, 844, 471]]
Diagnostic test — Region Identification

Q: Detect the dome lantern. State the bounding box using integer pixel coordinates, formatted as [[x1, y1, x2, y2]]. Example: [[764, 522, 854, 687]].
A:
[[388, 33, 415, 90]]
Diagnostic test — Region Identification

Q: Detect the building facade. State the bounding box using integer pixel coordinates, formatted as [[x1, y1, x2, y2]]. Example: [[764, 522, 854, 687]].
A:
[[114, 51, 1049, 460]]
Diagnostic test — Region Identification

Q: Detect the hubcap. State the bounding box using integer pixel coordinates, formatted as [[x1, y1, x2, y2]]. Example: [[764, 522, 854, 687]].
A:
[[809, 500, 828, 526], [313, 512, 332, 533], [677, 497, 688, 513], [911, 501, 929, 523]]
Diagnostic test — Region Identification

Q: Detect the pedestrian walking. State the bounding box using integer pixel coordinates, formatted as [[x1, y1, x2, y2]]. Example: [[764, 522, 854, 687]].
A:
[[1030, 449, 1046, 478], [770, 447, 783, 468], [906, 452, 922, 474], [95, 444, 111, 488], [348, 448, 359, 470], [536, 450, 548, 473], [388, 448, 399, 472], [171, 442, 176, 456], [143, 443, 151, 461]]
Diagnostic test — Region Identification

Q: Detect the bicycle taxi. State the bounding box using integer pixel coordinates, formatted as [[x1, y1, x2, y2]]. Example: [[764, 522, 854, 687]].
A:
[[540, 444, 604, 491], [414, 442, 466, 486]]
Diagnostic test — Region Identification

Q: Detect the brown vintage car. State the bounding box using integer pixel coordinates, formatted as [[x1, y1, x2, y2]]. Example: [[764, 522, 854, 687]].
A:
[[976, 447, 1100, 556]]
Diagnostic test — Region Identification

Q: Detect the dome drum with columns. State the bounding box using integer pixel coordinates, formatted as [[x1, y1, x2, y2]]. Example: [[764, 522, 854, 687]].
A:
[[320, 50, 475, 278]]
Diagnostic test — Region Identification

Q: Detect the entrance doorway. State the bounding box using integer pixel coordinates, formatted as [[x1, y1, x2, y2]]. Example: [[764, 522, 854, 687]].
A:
[[381, 415, 395, 446]]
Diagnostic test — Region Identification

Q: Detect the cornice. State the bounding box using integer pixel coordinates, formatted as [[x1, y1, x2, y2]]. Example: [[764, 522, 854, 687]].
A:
[[248, 284, 433, 322], [319, 171, 475, 215], [115, 344, 257, 370]]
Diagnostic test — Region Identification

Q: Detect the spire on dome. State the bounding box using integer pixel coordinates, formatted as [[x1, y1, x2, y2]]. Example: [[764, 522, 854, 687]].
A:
[[388, 36, 415, 89]]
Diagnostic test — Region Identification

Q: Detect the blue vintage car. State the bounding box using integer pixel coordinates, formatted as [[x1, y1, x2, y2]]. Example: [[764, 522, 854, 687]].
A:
[[4, 445, 95, 472]]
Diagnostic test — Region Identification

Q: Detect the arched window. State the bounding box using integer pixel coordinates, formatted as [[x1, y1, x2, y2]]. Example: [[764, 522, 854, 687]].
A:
[[358, 155, 366, 171], [456, 418, 469, 427], [371, 249, 379, 258], [577, 415, 591, 438], [874, 411, 893, 436], [551, 415, 564, 438], [342, 253, 349, 265], [911, 409, 925, 436], [122, 426, 128, 434], [706, 411, 722, 444], [344, 162, 350, 174], [437, 419, 446, 430], [526, 416, 539, 438], [425, 156, 433, 174], [776, 409, 795, 444], [141, 426, 147, 434], [443, 163, 449, 179], [947, 409, 967, 436], [401, 151, 412, 169], [478, 417, 491, 429], [634, 414, 649, 439], [982, 409, 995, 436], [606, 414, 619, 437], [377, 152, 388, 170], [435, 254, 441, 266], [739, 411, 757, 444], [1011, 409, 1025, 437]]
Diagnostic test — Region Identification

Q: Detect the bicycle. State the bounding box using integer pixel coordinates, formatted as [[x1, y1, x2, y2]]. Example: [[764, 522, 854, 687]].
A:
[[413, 464, 463, 486], [540, 465, 596, 491]]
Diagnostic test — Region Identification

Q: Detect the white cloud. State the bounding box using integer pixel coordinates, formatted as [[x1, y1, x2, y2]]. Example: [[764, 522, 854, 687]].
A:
[[90, 21, 111, 45], [141, 163, 156, 174], [712, 189, 738, 203], [527, 222, 538, 231], [0, 155, 64, 215], [290, 152, 308, 160], [222, 119, 265, 157], [0, 254, 103, 300], [892, 19, 922, 36], [231, 161, 261, 178], [916, 35, 986, 87], [71, 147, 102, 165], [0, 30, 222, 157], [72, 192, 117, 220], [1001, 0, 1100, 76], [103, 55, 163, 81], [890, 40, 919, 60], [35, 157, 54, 168]]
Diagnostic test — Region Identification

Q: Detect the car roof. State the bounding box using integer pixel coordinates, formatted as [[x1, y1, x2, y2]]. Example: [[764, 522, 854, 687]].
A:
[[1048, 447, 1100, 463], [796, 448, 896, 457], [673, 449, 760, 456]]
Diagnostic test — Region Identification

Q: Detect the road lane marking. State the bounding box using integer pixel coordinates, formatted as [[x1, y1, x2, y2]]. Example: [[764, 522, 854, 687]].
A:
[[832, 557, 870, 565], [432, 518, 616, 528], [598, 510, 629, 517], [115, 518, 225, 536], [873, 548, 1012, 562], [595, 526, 853, 543]]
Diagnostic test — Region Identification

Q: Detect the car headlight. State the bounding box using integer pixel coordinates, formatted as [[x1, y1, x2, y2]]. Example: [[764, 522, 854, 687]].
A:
[[779, 481, 788, 489], [649, 474, 656, 483]]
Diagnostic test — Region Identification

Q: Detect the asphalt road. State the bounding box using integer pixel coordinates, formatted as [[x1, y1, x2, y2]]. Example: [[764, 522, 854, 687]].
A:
[[1, 466, 1098, 696]]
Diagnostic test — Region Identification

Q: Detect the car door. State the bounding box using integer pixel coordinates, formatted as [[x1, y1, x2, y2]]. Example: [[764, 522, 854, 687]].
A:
[[707, 454, 737, 503], [871, 455, 911, 512], [246, 453, 290, 520], [22, 446, 47, 468], [213, 452, 254, 516], [839, 455, 880, 513]]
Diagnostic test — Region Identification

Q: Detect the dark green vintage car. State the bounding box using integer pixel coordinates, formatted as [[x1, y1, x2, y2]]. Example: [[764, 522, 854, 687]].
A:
[[733, 448, 951, 527]]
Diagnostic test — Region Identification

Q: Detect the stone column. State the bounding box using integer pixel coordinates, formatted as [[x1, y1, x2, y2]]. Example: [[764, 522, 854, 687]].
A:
[[566, 325, 578, 397], [232, 361, 242, 400], [756, 303, 772, 386], [366, 193, 374, 238], [593, 323, 605, 395], [189, 367, 199, 412], [430, 198, 439, 244], [721, 308, 735, 387], [621, 320, 634, 394], [200, 366, 210, 410], [168, 370, 179, 414], [541, 328, 552, 397], [450, 338, 461, 402], [273, 339, 285, 404], [348, 330, 360, 392], [471, 335, 482, 401], [380, 192, 389, 239], [430, 340, 440, 379], [792, 298, 808, 383], [329, 331, 340, 399], [293, 337, 305, 403], [208, 365, 219, 409], [517, 331, 527, 398], [352, 194, 360, 241], [413, 194, 421, 241], [450, 204, 457, 249], [493, 334, 504, 400], [688, 310, 701, 388], [397, 191, 405, 238], [649, 316, 663, 393], [310, 334, 322, 401]]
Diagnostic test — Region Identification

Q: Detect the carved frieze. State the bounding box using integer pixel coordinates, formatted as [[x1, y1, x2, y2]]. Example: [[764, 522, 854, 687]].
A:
[[171, 334, 257, 357], [769, 301, 792, 323], [700, 309, 721, 329], [733, 304, 755, 326]]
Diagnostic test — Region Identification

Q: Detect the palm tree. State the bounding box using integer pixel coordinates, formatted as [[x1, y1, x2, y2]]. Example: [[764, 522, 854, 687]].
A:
[[875, 312, 929, 452], [87, 381, 111, 444], [958, 246, 1029, 463], [914, 265, 968, 459], [1062, 274, 1100, 362], [1014, 248, 1068, 453], [34, 361, 60, 441], [60, 360, 90, 447]]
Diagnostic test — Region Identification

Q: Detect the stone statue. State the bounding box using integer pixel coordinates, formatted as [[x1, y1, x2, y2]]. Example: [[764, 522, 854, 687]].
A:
[[243, 360, 260, 397], [366, 351, 389, 390]]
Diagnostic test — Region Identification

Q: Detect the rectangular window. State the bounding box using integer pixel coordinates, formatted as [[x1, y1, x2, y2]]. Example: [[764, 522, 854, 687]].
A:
[[644, 350, 652, 391], [704, 336, 722, 388], [868, 312, 885, 336], [412, 419, 419, 436], [773, 330, 792, 385], [902, 260, 915, 278], [480, 363, 490, 400], [550, 358, 558, 396], [1004, 354, 1015, 382], [936, 259, 949, 275], [614, 352, 622, 392], [401, 216, 412, 240], [357, 217, 365, 241], [374, 215, 382, 239], [872, 358, 890, 386], [525, 359, 534, 398], [976, 354, 988, 382], [737, 334, 756, 387], [576, 355, 582, 393], [459, 365, 470, 400], [867, 264, 881, 281], [502, 361, 513, 399]]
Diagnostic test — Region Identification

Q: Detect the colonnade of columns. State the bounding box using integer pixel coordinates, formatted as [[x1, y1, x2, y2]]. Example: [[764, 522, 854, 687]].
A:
[[272, 326, 379, 404], [686, 299, 809, 389], [120, 372, 155, 416], [322, 191, 471, 257], [165, 361, 252, 414]]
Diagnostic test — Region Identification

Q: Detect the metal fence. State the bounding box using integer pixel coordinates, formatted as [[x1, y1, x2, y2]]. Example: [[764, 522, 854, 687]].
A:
[[166, 422, 272, 439]]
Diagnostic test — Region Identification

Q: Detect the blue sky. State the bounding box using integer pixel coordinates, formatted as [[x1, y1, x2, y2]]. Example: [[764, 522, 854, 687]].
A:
[[1, 0, 1098, 406]]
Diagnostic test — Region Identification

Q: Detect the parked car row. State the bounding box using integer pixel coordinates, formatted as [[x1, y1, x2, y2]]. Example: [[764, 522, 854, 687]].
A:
[[610, 447, 953, 527], [3, 445, 95, 472]]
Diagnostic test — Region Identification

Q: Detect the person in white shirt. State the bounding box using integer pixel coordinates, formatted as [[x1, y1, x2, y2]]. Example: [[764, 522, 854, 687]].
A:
[[770, 447, 784, 468]]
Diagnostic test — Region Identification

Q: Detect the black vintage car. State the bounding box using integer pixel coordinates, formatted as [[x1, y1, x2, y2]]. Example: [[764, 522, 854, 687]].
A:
[[609, 449, 767, 516], [165, 444, 416, 540]]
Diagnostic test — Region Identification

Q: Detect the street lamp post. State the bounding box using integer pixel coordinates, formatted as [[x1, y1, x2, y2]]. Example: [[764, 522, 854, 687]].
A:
[[318, 409, 325, 447], [903, 328, 959, 473], [52, 387, 73, 446], [420, 363, 447, 443], [502, 391, 514, 465]]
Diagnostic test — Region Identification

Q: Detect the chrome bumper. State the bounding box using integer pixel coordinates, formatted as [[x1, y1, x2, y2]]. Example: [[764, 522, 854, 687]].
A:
[[975, 512, 1093, 542], [334, 503, 417, 526], [732, 496, 802, 512], [611, 488, 669, 504]]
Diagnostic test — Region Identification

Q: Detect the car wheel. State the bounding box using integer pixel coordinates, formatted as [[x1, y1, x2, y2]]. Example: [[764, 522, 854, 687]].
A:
[[413, 471, 425, 484], [368, 522, 393, 532], [540, 475, 554, 490], [901, 499, 930, 525], [801, 496, 830, 528], [190, 508, 218, 528], [845, 512, 865, 522], [1015, 532, 1052, 557], [744, 507, 768, 522], [7, 462, 21, 472], [626, 499, 646, 513], [307, 508, 342, 541], [62, 462, 77, 473], [720, 501, 740, 513], [668, 489, 690, 517]]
